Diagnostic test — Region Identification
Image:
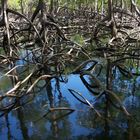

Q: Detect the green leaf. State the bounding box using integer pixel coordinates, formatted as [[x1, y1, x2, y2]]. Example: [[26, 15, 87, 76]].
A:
[[71, 34, 84, 46]]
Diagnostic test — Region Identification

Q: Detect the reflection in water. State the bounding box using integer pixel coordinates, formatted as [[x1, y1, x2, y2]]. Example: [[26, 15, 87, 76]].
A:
[[45, 78, 74, 139], [17, 103, 29, 140], [46, 79, 59, 139], [5, 115, 13, 140], [0, 73, 140, 139]]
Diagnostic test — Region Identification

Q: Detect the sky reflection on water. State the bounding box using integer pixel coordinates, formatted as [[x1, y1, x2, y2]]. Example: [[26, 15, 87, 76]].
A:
[[0, 74, 140, 140]]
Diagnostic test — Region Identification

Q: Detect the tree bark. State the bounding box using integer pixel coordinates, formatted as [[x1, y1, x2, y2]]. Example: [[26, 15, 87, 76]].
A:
[[108, 0, 112, 21], [31, 0, 46, 22], [0, 0, 8, 25], [95, 0, 98, 12]]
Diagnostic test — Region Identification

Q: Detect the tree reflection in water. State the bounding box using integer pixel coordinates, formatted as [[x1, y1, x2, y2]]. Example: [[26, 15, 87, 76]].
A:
[[1, 72, 140, 139]]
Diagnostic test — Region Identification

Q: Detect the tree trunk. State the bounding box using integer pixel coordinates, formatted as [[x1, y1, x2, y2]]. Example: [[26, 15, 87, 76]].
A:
[[1, 0, 8, 25], [108, 0, 112, 21], [31, 0, 46, 22], [95, 0, 98, 12], [101, 0, 104, 17], [20, 0, 24, 14]]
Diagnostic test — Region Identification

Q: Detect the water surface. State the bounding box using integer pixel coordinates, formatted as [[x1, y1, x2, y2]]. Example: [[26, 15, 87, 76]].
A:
[[0, 73, 140, 140]]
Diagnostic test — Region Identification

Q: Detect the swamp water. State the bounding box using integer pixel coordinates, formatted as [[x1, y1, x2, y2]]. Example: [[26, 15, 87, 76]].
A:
[[0, 69, 140, 140]]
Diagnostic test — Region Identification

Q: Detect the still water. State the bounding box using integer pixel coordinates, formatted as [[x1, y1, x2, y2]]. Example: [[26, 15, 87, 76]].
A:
[[0, 72, 140, 140]]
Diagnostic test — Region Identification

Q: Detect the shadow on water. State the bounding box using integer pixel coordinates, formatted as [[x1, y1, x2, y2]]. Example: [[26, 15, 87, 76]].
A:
[[1, 71, 140, 140]]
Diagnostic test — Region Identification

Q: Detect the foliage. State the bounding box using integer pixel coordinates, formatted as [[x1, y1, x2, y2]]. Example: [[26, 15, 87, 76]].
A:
[[71, 34, 85, 46], [8, 0, 21, 9]]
